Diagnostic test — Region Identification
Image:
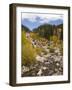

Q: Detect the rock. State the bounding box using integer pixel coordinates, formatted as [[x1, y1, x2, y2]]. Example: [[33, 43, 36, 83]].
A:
[[58, 52, 61, 56], [45, 61, 50, 65], [44, 53, 51, 58], [22, 66, 29, 73], [47, 57, 54, 64], [60, 60, 63, 67], [34, 63, 39, 67], [56, 71, 62, 75], [54, 48, 60, 53], [37, 69, 42, 76], [55, 68, 58, 72], [42, 69, 49, 76], [32, 72, 36, 76], [52, 73, 58, 76], [56, 62, 60, 67], [59, 67, 62, 71], [48, 70, 54, 75], [36, 55, 46, 62], [54, 56, 62, 62], [42, 67, 47, 70]]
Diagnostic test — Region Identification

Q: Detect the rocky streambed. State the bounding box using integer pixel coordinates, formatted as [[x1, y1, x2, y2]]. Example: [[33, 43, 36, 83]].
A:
[[21, 45, 63, 77]]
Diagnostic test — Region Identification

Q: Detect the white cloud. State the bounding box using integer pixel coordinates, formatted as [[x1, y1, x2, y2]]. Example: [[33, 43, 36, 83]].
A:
[[22, 13, 37, 22], [22, 13, 63, 23]]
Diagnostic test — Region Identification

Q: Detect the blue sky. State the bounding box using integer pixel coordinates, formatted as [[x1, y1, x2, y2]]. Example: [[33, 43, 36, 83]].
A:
[[21, 13, 63, 31]]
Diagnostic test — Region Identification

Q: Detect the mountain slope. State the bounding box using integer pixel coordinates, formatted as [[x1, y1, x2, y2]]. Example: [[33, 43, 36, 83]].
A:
[[22, 25, 30, 32]]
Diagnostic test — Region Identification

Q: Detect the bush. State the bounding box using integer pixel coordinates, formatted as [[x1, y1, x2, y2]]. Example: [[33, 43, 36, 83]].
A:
[[35, 47, 43, 55], [50, 35, 58, 43], [22, 31, 36, 66], [22, 44, 36, 66]]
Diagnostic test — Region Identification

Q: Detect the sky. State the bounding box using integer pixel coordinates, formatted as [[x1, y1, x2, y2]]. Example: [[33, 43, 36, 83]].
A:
[[21, 13, 63, 31]]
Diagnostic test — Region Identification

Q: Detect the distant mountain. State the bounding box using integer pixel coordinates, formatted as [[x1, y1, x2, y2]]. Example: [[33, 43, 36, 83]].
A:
[[48, 19, 63, 25], [22, 25, 30, 32]]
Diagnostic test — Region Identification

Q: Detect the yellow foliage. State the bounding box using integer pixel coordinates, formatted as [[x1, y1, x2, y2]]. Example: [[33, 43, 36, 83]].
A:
[[50, 35, 58, 43], [35, 47, 43, 55], [22, 31, 36, 66]]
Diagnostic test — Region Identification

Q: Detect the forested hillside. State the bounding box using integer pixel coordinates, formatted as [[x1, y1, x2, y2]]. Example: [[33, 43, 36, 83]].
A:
[[33, 24, 63, 40]]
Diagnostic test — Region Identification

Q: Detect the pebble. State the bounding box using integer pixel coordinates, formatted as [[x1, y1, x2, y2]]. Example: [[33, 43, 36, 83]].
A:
[[59, 68, 62, 71], [42, 67, 47, 70], [45, 61, 50, 65], [37, 69, 42, 76], [55, 68, 58, 72], [56, 63, 60, 66], [22, 66, 29, 72]]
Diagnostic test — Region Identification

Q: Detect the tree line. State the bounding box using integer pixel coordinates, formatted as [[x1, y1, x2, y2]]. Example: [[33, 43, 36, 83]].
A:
[[22, 23, 63, 40]]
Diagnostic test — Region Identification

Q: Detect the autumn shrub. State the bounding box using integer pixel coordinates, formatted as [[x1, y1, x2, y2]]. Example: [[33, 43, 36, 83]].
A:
[[22, 31, 36, 66], [50, 35, 58, 43], [35, 47, 43, 55]]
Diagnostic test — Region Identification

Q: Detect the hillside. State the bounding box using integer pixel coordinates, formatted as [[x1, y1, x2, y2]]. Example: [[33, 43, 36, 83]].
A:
[[33, 24, 63, 40], [22, 25, 30, 32]]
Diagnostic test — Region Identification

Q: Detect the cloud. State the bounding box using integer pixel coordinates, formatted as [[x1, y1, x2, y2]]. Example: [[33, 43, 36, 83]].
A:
[[22, 13, 63, 24], [22, 13, 37, 22]]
